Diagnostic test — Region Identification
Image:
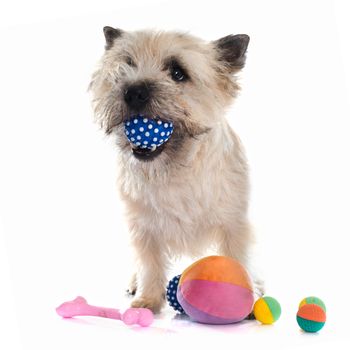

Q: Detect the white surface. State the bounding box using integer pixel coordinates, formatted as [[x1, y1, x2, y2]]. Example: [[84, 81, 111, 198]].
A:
[[1, 0, 350, 349]]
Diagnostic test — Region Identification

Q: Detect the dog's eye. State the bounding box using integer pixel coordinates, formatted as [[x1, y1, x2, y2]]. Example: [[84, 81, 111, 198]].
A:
[[126, 56, 136, 67], [170, 64, 188, 82]]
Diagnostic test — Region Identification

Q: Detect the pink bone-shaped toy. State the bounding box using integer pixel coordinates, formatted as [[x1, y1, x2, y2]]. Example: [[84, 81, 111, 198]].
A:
[[56, 296, 153, 327]]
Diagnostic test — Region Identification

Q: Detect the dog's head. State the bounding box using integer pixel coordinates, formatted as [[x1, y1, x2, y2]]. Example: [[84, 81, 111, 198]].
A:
[[89, 28, 249, 164]]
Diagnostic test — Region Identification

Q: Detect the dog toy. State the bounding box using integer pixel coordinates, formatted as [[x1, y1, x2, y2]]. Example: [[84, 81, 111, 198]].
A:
[[177, 256, 254, 324], [253, 296, 281, 324], [166, 275, 185, 314], [124, 115, 174, 149], [56, 296, 153, 327], [297, 304, 326, 333], [299, 296, 326, 312]]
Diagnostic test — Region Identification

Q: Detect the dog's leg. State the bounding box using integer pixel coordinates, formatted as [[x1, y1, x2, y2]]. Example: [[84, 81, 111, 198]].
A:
[[218, 220, 265, 297], [126, 272, 137, 296], [130, 235, 167, 313]]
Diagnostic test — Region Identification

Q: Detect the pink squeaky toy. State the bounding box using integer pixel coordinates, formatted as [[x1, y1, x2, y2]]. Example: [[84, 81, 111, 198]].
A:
[[56, 296, 153, 327]]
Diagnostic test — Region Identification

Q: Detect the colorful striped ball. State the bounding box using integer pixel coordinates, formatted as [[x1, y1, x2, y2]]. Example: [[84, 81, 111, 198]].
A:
[[253, 296, 282, 324], [177, 256, 254, 324], [297, 304, 326, 333], [299, 296, 326, 313]]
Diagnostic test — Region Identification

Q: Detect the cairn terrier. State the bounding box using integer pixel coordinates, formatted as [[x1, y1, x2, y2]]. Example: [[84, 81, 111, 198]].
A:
[[89, 27, 263, 312]]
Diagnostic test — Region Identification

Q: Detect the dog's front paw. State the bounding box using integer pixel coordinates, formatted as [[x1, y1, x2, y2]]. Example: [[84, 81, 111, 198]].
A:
[[126, 273, 137, 296], [254, 278, 265, 298], [126, 287, 137, 296], [131, 296, 165, 314]]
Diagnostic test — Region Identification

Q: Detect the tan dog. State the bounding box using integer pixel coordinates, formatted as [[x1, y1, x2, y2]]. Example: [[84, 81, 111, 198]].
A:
[[90, 27, 263, 312]]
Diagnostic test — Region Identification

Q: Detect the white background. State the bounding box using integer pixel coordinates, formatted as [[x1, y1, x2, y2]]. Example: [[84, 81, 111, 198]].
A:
[[1, 0, 350, 349]]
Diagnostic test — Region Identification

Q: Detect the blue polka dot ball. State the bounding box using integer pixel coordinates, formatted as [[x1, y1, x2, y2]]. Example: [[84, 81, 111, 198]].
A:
[[166, 275, 186, 314], [124, 115, 174, 150]]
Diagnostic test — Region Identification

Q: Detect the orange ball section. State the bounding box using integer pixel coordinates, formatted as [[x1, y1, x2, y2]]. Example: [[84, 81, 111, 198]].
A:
[[297, 304, 326, 323], [179, 255, 253, 291]]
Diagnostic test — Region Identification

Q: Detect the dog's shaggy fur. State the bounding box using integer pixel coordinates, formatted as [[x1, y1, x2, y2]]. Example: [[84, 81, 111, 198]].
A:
[[90, 28, 263, 312]]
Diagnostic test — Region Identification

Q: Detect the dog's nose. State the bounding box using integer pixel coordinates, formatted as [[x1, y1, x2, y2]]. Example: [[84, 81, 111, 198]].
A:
[[124, 82, 150, 109]]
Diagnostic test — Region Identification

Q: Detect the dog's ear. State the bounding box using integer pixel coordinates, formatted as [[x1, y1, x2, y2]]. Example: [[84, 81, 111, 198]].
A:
[[213, 34, 250, 71], [103, 26, 123, 50]]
